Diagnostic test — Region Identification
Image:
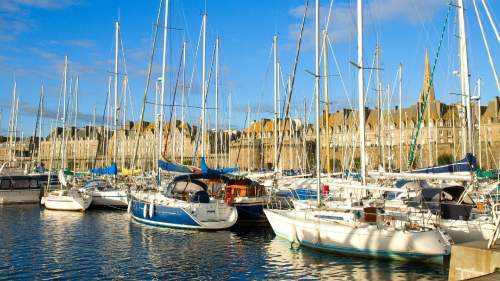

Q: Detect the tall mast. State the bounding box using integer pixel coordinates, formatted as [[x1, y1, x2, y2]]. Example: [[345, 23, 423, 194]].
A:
[[201, 13, 207, 159], [113, 20, 120, 165], [38, 85, 44, 165], [159, 0, 169, 182], [74, 76, 79, 175], [215, 37, 219, 168], [181, 41, 186, 164], [457, 0, 473, 155], [273, 35, 278, 173], [323, 30, 331, 175], [357, 0, 366, 185], [376, 46, 382, 170], [61, 56, 68, 171], [399, 64, 403, 171], [122, 77, 127, 169], [8, 81, 17, 166], [477, 78, 482, 167], [314, 0, 321, 206]]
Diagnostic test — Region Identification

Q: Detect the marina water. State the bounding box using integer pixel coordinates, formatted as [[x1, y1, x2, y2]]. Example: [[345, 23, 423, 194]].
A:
[[0, 205, 448, 280]]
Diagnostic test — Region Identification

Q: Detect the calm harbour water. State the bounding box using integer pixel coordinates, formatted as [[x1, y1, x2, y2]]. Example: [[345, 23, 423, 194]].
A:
[[0, 205, 448, 280]]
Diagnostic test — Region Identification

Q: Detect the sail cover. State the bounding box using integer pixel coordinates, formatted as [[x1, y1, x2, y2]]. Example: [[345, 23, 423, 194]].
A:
[[412, 153, 476, 174], [158, 160, 192, 174], [90, 162, 118, 175], [200, 157, 239, 174]]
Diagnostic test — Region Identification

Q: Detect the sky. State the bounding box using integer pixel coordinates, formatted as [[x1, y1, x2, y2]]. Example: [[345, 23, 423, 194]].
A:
[[0, 0, 498, 137]]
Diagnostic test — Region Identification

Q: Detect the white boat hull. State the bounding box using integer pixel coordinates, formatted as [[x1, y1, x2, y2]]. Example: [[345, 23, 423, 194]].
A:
[[264, 209, 451, 263], [42, 190, 92, 211], [91, 190, 128, 208]]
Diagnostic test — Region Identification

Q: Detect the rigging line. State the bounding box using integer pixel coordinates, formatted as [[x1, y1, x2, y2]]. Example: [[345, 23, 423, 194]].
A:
[[473, 0, 500, 93], [365, 47, 377, 108], [145, 101, 215, 110], [162, 47, 185, 159], [326, 35, 354, 111], [131, 0, 163, 169], [185, 17, 203, 124], [408, 1, 452, 168], [276, 0, 308, 168], [480, 0, 499, 43], [192, 40, 217, 162], [256, 42, 274, 120]]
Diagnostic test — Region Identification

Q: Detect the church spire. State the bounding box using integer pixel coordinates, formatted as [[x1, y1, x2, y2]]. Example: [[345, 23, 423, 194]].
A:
[[419, 49, 435, 102]]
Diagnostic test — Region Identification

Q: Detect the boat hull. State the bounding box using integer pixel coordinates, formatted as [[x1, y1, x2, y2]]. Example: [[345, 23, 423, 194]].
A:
[[130, 198, 238, 230], [234, 203, 268, 224], [264, 209, 450, 263], [43, 191, 92, 211], [91, 190, 128, 208]]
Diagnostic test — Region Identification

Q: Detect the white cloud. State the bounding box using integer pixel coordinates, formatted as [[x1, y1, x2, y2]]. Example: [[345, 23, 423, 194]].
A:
[[0, 0, 80, 12], [288, 0, 447, 45], [0, 0, 82, 41]]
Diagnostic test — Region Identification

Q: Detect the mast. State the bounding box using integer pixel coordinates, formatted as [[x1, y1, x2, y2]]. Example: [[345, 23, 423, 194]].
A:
[[357, 0, 367, 185], [201, 13, 207, 159], [181, 41, 186, 164], [74, 76, 79, 175], [314, 0, 321, 206], [477, 78, 482, 167], [273, 35, 278, 173], [215, 37, 219, 168], [113, 20, 120, 165], [61, 56, 68, 171], [8, 81, 17, 166], [398, 64, 403, 171], [159, 0, 169, 183], [38, 85, 44, 166], [323, 30, 331, 175], [122, 77, 127, 169], [376, 46, 383, 170], [457, 0, 474, 155]]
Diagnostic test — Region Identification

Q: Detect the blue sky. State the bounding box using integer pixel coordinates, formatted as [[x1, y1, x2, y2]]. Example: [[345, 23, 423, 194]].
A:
[[0, 0, 498, 136]]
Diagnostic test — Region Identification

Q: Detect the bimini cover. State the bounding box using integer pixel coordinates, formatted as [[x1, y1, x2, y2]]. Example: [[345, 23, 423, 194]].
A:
[[168, 173, 231, 194], [90, 162, 118, 175], [413, 153, 477, 174], [158, 160, 192, 174], [420, 185, 474, 220]]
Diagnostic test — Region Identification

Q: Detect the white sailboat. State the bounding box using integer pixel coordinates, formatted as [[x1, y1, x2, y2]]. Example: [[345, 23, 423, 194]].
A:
[[264, 0, 451, 263], [41, 57, 92, 212]]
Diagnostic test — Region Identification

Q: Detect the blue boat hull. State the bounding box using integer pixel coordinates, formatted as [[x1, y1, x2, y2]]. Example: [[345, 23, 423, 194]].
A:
[[234, 203, 268, 224], [130, 199, 201, 229]]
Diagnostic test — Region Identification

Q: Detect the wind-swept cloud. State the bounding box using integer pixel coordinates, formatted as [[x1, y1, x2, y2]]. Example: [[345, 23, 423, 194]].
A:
[[288, 0, 447, 45], [0, 0, 82, 42], [0, 0, 80, 12]]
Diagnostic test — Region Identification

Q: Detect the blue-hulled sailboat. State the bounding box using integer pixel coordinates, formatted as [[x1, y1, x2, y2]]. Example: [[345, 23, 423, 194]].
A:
[[129, 173, 238, 230]]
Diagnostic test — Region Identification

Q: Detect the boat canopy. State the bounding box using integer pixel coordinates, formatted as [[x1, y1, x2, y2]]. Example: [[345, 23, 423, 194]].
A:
[[418, 185, 475, 220], [89, 163, 118, 175], [412, 153, 476, 174]]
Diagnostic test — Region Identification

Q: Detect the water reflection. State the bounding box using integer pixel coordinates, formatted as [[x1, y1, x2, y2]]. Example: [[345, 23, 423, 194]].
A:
[[0, 205, 447, 280]]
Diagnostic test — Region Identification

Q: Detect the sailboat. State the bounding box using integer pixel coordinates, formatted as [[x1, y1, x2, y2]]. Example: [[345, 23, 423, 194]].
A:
[[83, 20, 129, 209], [128, 1, 238, 230], [264, 0, 451, 263], [41, 57, 93, 212]]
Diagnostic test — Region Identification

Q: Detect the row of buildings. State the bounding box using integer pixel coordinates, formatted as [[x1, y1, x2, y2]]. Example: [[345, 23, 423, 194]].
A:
[[1, 53, 499, 172]]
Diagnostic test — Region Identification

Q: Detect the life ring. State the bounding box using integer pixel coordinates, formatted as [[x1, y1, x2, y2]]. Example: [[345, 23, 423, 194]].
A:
[[149, 203, 154, 218], [143, 204, 148, 218]]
